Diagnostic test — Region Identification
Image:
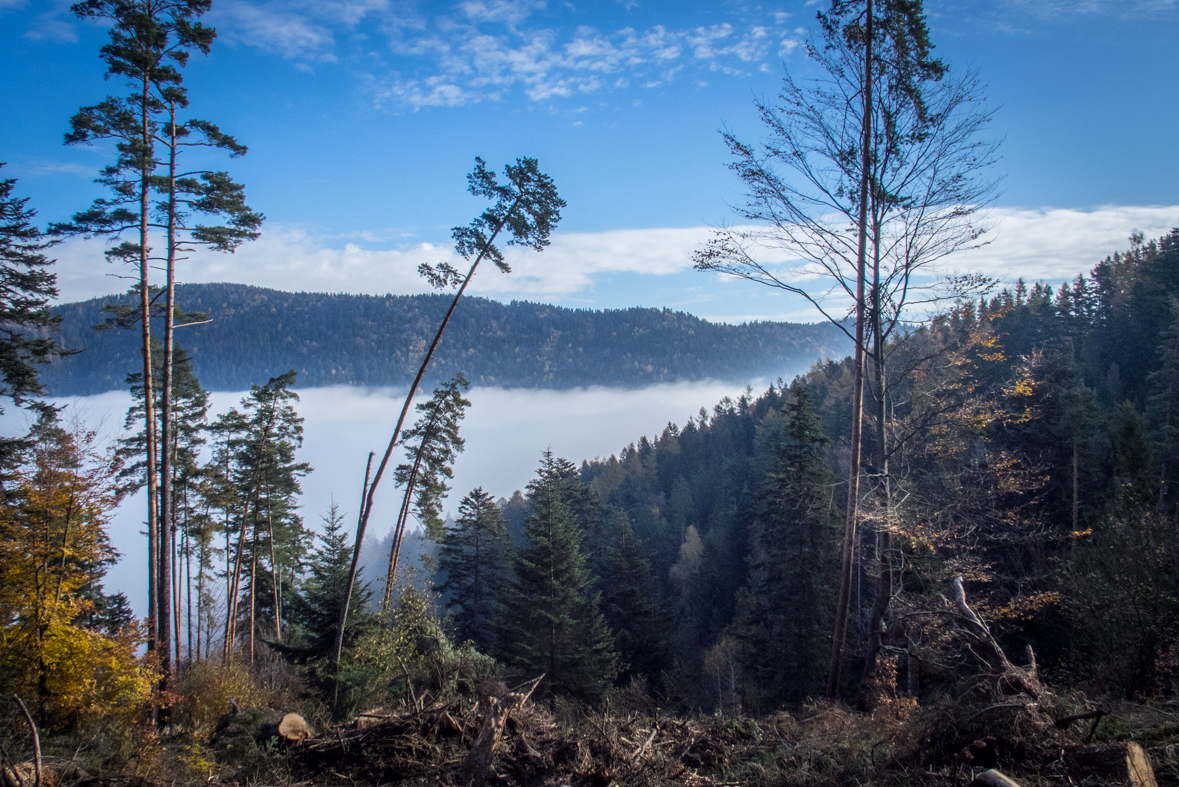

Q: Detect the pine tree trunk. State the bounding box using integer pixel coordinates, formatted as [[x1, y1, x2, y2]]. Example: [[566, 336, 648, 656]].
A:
[[249, 522, 257, 664], [334, 452, 374, 668], [826, 0, 872, 701], [157, 102, 179, 706], [266, 481, 282, 641], [225, 488, 259, 661], [382, 450, 424, 615], [171, 495, 181, 663], [223, 418, 274, 660], [138, 69, 160, 671], [185, 491, 193, 663]]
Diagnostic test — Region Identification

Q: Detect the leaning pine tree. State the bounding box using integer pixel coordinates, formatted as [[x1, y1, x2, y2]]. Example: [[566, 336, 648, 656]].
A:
[[495, 453, 616, 702], [334, 157, 564, 665]]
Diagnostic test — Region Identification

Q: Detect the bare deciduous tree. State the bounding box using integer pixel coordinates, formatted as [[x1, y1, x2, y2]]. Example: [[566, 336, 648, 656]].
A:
[[693, 0, 998, 698]]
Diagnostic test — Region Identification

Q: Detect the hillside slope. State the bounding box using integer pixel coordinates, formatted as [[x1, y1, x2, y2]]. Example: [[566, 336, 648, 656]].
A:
[[40, 283, 847, 394]]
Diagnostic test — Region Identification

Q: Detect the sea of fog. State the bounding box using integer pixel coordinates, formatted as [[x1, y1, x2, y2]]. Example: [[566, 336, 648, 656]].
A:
[[4, 381, 765, 616]]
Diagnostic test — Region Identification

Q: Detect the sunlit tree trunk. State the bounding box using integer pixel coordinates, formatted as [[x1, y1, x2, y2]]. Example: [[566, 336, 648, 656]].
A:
[[827, 0, 873, 700]]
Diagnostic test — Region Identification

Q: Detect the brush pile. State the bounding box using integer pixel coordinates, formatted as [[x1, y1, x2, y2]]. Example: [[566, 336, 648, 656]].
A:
[[291, 693, 793, 787]]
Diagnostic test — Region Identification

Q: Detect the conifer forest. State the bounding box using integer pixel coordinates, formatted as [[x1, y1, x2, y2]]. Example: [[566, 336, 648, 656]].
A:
[[1, 1, 1178, 786]]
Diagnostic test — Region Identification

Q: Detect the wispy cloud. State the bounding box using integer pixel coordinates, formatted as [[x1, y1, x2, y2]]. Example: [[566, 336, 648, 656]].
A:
[[23, 3, 77, 42], [5, 158, 94, 177], [372, 19, 791, 108], [196, 1, 799, 108], [209, 0, 345, 61], [1003, 0, 1175, 18]]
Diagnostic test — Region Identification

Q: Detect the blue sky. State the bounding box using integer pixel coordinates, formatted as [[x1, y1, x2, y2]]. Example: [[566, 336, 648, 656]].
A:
[[2, 0, 1177, 322]]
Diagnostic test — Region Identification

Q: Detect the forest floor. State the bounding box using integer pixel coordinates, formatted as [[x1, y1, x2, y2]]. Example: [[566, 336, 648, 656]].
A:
[[8, 685, 1179, 787], [202, 690, 1179, 786]]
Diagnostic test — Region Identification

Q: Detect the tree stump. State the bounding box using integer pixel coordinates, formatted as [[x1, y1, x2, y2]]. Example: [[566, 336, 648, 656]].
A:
[[277, 713, 313, 744], [457, 676, 543, 787]]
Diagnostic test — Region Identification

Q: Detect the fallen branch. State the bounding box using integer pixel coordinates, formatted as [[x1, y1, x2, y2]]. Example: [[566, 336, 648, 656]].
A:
[[952, 577, 1013, 672], [631, 727, 658, 762], [12, 697, 39, 787]]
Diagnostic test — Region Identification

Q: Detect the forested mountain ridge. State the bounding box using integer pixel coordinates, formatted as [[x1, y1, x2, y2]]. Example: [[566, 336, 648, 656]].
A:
[[39, 283, 848, 395]]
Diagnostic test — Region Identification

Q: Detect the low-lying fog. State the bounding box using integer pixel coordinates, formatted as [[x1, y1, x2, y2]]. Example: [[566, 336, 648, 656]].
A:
[[9, 381, 766, 616]]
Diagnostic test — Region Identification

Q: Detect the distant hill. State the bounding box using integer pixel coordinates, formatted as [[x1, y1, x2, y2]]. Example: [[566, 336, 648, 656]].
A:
[[39, 283, 848, 395]]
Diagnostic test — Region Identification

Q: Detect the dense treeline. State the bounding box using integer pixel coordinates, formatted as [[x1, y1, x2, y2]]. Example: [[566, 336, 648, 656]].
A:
[[499, 228, 1179, 708], [417, 230, 1179, 713], [40, 283, 847, 395]]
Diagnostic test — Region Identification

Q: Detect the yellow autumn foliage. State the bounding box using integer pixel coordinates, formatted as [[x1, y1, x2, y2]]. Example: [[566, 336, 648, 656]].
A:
[[0, 414, 155, 728]]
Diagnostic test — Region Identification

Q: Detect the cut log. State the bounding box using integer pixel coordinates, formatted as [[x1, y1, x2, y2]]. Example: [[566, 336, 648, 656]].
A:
[[970, 770, 1022, 787], [1064, 742, 1158, 787], [277, 713, 313, 743]]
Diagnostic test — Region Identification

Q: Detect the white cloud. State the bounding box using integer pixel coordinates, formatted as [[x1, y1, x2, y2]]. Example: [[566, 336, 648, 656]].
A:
[[50, 206, 1177, 308], [50, 224, 715, 303], [943, 205, 1179, 283], [460, 0, 544, 27], [50, 227, 440, 302], [210, 0, 339, 61], [373, 17, 785, 109]]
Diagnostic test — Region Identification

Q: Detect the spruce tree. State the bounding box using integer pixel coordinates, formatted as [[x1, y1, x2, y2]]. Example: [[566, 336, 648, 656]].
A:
[[296, 504, 374, 659], [437, 487, 508, 651], [599, 510, 671, 688], [1147, 297, 1179, 504], [496, 452, 616, 702], [0, 167, 63, 475], [736, 380, 837, 707]]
